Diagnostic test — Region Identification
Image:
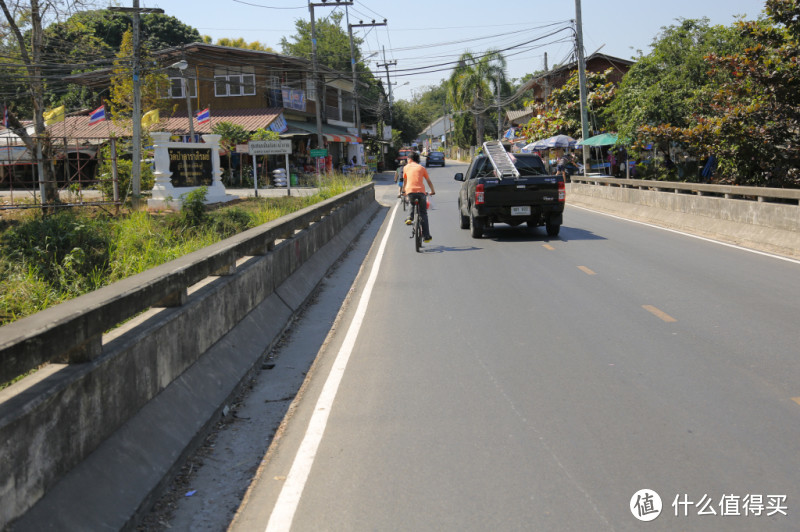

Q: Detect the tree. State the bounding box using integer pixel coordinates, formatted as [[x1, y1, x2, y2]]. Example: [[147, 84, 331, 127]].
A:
[[279, 10, 382, 127], [606, 18, 749, 145], [680, 1, 800, 186], [8, 9, 202, 117], [107, 29, 169, 126], [215, 37, 274, 52], [522, 68, 616, 141], [0, 0, 97, 204], [280, 11, 360, 74], [446, 50, 507, 146], [211, 121, 249, 184]]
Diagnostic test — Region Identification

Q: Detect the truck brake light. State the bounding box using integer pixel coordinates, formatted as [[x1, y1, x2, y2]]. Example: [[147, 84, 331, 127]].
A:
[[475, 183, 485, 205], [558, 181, 565, 202]]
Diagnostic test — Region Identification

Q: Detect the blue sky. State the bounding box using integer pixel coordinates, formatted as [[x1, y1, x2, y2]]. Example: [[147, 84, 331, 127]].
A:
[[148, 0, 767, 101]]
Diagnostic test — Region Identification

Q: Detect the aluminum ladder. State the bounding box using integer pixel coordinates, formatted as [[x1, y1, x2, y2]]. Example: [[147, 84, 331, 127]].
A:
[[483, 141, 520, 179]]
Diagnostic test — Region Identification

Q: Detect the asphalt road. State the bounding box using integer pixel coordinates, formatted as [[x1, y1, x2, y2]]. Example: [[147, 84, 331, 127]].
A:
[[216, 160, 800, 531]]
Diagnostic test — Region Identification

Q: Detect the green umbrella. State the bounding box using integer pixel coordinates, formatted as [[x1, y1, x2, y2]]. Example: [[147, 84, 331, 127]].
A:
[[577, 132, 618, 147]]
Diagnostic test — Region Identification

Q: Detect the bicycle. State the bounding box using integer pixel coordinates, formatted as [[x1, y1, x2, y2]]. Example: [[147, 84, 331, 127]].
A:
[[399, 191, 408, 211], [411, 196, 423, 252]]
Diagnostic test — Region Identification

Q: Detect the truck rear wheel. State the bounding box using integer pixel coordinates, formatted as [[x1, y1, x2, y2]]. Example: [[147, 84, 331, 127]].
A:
[[546, 222, 560, 237], [470, 211, 485, 238], [459, 201, 469, 229]]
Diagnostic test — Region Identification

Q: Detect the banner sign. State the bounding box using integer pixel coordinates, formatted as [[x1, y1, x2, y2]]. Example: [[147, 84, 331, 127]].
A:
[[309, 149, 327, 157], [268, 113, 288, 133], [168, 148, 213, 187], [281, 89, 306, 112]]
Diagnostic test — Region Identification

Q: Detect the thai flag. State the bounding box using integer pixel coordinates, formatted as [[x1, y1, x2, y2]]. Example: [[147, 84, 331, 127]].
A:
[[196, 108, 210, 124], [88, 105, 106, 125], [3, 104, 8, 128]]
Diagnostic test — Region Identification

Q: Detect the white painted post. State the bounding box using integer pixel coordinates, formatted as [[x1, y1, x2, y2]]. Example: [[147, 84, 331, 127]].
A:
[[253, 153, 258, 198]]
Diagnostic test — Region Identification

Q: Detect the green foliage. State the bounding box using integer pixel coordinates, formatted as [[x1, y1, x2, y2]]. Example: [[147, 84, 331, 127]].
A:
[[0, 173, 367, 326], [250, 128, 280, 141], [209, 208, 253, 237], [180, 186, 209, 227], [212, 122, 251, 151], [522, 69, 616, 141], [446, 50, 507, 145], [96, 140, 155, 200], [680, 2, 800, 186], [280, 12, 363, 73], [0, 212, 112, 296], [606, 18, 749, 143], [215, 37, 274, 52], [40, 10, 201, 112], [452, 112, 476, 149], [108, 29, 170, 123]]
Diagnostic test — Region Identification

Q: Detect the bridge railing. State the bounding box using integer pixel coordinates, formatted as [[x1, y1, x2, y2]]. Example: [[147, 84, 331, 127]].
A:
[[570, 175, 800, 204], [0, 184, 372, 385]]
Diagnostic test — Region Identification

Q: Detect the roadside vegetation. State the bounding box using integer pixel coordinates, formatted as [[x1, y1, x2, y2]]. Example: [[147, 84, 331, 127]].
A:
[[0, 174, 369, 327]]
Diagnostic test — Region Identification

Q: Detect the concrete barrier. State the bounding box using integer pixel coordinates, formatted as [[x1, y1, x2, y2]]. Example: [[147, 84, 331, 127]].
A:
[[568, 178, 800, 259], [0, 183, 379, 530]]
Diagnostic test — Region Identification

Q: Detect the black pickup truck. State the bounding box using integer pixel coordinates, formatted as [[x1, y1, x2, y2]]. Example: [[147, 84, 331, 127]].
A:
[[454, 152, 565, 238]]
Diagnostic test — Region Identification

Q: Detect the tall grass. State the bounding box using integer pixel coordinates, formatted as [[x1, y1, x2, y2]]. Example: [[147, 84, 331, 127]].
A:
[[0, 173, 370, 326]]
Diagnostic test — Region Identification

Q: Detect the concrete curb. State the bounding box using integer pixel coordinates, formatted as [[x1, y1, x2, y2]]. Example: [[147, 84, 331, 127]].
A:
[[11, 201, 380, 531]]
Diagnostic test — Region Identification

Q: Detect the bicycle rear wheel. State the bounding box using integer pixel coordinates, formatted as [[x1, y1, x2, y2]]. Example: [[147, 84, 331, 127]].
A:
[[414, 210, 422, 252]]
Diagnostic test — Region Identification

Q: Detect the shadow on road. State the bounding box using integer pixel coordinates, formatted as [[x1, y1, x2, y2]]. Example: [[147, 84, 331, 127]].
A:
[[482, 225, 607, 243], [419, 244, 482, 254]]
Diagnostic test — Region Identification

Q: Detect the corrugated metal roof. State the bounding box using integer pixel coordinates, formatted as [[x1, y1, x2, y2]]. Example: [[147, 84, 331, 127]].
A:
[[159, 107, 284, 135], [35, 107, 285, 142], [46, 114, 128, 141]]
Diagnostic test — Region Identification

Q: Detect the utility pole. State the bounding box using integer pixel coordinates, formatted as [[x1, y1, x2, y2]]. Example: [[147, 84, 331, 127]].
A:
[[377, 47, 397, 124], [543, 52, 549, 111], [574, 0, 590, 176], [309, 1, 353, 151], [347, 13, 386, 143], [109, 2, 163, 204], [496, 71, 502, 141]]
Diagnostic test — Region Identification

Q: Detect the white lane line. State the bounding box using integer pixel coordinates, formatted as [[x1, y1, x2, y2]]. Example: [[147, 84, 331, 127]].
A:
[[569, 204, 800, 265], [265, 201, 398, 532]]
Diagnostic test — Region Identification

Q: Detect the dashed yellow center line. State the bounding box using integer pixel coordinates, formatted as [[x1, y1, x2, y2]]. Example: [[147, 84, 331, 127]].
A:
[[791, 398, 800, 407], [577, 266, 596, 275], [642, 305, 677, 323], [542, 244, 555, 250]]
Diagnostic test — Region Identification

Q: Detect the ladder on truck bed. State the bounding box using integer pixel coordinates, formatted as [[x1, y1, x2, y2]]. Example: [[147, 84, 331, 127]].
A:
[[483, 141, 520, 179]]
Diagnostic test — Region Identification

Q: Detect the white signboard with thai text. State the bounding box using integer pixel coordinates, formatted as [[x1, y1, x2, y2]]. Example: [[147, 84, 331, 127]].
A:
[[248, 139, 292, 155]]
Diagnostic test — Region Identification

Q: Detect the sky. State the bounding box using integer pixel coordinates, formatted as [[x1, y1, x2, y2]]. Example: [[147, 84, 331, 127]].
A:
[[146, 0, 768, 102]]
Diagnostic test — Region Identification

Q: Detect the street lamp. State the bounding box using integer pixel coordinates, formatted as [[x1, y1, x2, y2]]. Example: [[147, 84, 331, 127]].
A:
[[171, 60, 195, 142]]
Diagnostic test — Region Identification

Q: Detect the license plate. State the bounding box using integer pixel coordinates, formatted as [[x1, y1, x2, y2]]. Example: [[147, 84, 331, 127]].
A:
[[511, 206, 531, 216]]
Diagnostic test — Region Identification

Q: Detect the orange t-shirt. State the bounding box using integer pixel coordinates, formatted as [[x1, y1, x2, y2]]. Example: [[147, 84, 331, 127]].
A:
[[402, 162, 430, 193]]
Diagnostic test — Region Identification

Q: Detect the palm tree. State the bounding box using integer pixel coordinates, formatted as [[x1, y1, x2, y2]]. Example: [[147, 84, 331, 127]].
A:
[[446, 50, 507, 147]]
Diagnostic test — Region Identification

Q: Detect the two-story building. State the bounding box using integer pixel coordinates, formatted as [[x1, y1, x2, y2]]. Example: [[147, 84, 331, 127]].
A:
[[62, 42, 364, 180]]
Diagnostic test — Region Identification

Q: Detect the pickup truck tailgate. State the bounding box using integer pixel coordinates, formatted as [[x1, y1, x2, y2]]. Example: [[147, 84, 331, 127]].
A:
[[482, 177, 562, 206]]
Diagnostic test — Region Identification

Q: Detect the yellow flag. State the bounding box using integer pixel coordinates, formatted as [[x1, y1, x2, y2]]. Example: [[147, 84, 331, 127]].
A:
[[43, 105, 65, 126], [141, 109, 160, 129]]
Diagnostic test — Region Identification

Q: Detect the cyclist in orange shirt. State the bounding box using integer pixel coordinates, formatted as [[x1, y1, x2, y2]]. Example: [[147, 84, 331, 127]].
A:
[[401, 152, 436, 242]]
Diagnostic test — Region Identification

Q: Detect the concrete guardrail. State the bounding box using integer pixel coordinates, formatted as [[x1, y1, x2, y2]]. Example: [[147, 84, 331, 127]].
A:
[[0, 183, 378, 530], [568, 176, 800, 259]]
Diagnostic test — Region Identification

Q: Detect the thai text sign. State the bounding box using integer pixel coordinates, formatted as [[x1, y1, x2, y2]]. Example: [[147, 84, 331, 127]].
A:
[[168, 148, 212, 187], [248, 140, 292, 155]]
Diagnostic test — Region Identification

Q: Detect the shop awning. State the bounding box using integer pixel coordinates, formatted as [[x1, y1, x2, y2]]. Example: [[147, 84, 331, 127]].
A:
[[283, 120, 361, 143]]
